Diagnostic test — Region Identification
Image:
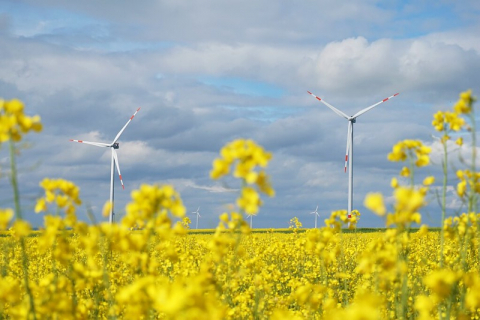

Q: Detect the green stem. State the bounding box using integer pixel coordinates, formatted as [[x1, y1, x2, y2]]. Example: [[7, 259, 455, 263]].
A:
[[9, 138, 37, 318], [20, 238, 37, 320], [8, 139, 22, 220]]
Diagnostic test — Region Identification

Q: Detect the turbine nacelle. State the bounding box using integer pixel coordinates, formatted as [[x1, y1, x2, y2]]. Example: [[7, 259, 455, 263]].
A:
[[113, 142, 119, 149]]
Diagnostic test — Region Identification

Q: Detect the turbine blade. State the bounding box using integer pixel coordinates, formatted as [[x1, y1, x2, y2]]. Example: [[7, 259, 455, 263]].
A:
[[69, 139, 110, 147], [345, 121, 352, 173], [307, 91, 349, 119], [352, 93, 399, 118], [112, 149, 124, 190], [112, 107, 141, 144]]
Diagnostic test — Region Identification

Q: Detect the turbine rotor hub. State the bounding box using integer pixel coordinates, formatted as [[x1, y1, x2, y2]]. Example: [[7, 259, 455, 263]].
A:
[[113, 142, 119, 149]]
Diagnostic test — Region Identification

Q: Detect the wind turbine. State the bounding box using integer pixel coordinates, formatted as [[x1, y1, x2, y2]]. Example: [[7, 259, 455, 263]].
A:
[[307, 91, 399, 217], [70, 108, 141, 223], [246, 214, 253, 228], [192, 207, 201, 229], [310, 205, 320, 228]]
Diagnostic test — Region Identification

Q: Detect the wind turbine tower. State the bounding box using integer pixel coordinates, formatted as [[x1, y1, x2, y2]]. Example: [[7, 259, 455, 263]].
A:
[[310, 205, 320, 228], [192, 207, 201, 229]]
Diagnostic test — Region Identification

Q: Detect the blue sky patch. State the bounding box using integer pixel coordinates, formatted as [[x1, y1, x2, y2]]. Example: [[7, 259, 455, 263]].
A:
[[197, 76, 285, 98]]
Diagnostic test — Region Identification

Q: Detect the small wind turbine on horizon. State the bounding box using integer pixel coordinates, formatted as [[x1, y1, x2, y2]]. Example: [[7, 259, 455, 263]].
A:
[[307, 91, 399, 217], [70, 108, 141, 223], [192, 207, 201, 229], [247, 214, 253, 228], [310, 205, 320, 228]]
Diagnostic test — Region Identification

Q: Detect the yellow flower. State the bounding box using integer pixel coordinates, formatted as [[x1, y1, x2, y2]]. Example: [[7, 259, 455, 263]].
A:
[[400, 166, 410, 177], [454, 89, 475, 114], [364, 193, 386, 216], [0, 208, 14, 230], [423, 176, 435, 186], [424, 269, 461, 300], [391, 177, 399, 188], [414, 295, 434, 320], [388, 140, 431, 168], [122, 184, 185, 229], [455, 137, 463, 146], [11, 219, 31, 238], [237, 187, 261, 215], [394, 187, 425, 213], [0, 98, 42, 143], [102, 201, 113, 217], [432, 110, 465, 132]]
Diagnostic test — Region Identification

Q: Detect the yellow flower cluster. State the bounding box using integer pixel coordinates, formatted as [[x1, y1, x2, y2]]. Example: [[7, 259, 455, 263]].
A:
[[35, 178, 82, 226], [388, 139, 431, 167], [0, 208, 14, 230], [122, 184, 186, 230], [211, 139, 275, 218], [0, 98, 42, 142], [288, 216, 302, 229], [432, 110, 465, 132], [454, 89, 476, 114], [456, 169, 480, 198], [211, 139, 274, 196]]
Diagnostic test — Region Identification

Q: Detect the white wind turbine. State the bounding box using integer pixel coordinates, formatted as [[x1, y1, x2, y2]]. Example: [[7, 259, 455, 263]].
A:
[[70, 108, 141, 223], [310, 205, 320, 228], [247, 214, 253, 228], [307, 91, 399, 217], [192, 207, 201, 229]]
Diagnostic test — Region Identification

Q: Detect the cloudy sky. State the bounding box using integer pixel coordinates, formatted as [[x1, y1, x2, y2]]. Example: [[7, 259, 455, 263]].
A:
[[1, 0, 480, 228]]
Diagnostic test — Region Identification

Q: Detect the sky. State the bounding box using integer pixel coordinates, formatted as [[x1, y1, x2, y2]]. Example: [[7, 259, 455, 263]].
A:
[[1, 0, 480, 229]]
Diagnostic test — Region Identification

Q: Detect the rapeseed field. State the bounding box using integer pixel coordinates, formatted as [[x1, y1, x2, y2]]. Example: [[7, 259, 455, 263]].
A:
[[0, 90, 479, 319]]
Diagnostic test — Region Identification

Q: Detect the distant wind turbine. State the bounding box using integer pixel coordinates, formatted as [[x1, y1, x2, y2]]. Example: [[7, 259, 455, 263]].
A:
[[192, 207, 201, 229], [310, 205, 320, 228], [307, 91, 399, 216], [70, 108, 141, 223], [247, 214, 253, 228]]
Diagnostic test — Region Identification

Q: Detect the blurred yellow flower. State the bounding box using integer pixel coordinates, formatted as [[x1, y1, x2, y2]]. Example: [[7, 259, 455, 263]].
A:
[[364, 193, 386, 216], [11, 219, 31, 238], [0, 208, 14, 230], [0, 98, 42, 143], [237, 186, 261, 215], [454, 89, 475, 114], [388, 140, 431, 168], [391, 177, 399, 188], [400, 166, 410, 177], [423, 176, 435, 186], [102, 201, 113, 217]]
